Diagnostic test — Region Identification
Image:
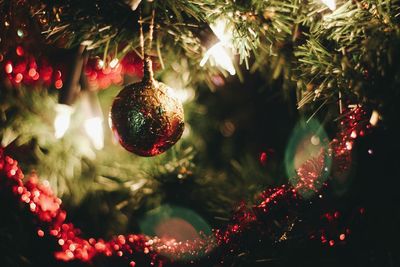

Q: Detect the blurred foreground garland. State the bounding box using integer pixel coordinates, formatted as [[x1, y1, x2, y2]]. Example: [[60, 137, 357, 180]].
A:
[[1, 0, 399, 112], [0, 107, 370, 266]]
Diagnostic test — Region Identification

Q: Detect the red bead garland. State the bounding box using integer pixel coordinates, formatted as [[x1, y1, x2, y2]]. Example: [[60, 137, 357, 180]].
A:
[[0, 106, 370, 266]]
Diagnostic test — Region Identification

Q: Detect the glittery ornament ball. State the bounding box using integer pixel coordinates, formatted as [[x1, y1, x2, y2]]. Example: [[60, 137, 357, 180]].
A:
[[110, 73, 184, 157]]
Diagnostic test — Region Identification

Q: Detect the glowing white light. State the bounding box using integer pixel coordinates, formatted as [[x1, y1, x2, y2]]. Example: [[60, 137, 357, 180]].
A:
[[54, 104, 74, 139], [200, 42, 236, 75], [109, 58, 119, 68], [369, 110, 379, 126], [169, 87, 195, 103], [80, 92, 104, 150], [84, 116, 104, 150], [310, 135, 320, 145], [210, 18, 232, 44], [97, 59, 105, 69], [128, 0, 142, 10], [130, 179, 147, 192], [200, 18, 236, 75], [321, 0, 336, 11]]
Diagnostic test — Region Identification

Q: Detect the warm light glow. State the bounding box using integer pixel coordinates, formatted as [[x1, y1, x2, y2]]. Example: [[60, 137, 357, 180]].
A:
[[170, 87, 195, 103], [5, 62, 13, 73], [84, 117, 104, 150], [109, 58, 119, 68], [321, 0, 336, 10], [200, 42, 236, 75], [200, 18, 236, 75], [81, 92, 105, 150], [210, 18, 232, 44], [96, 59, 105, 69], [54, 104, 74, 139], [369, 110, 379, 126]]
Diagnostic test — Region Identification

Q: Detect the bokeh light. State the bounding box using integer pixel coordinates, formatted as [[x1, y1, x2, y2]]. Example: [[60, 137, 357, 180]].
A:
[[285, 119, 331, 198], [139, 204, 213, 261]]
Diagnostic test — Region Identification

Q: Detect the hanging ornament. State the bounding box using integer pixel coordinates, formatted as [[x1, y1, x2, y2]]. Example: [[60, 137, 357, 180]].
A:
[[110, 57, 184, 156], [110, 10, 184, 157]]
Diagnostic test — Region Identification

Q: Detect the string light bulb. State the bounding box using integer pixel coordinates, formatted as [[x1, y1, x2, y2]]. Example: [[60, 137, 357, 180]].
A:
[[84, 117, 104, 150], [369, 110, 380, 126], [54, 104, 74, 139], [321, 0, 336, 11], [54, 45, 87, 139], [81, 92, 104, 150], [200, 42, 236, 75], [109, 58, 119, 69], [200, 18, 236, 75]]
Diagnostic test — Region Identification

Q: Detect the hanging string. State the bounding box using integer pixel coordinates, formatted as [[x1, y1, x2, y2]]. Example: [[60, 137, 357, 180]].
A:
[[147, 9, 155, 55], [139, 6, 156, 82], [139, 11, 145, 59]]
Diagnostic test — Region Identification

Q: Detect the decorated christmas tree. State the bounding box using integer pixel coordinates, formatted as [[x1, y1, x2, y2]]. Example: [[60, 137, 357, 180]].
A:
[[0, 0, 399, 266]]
